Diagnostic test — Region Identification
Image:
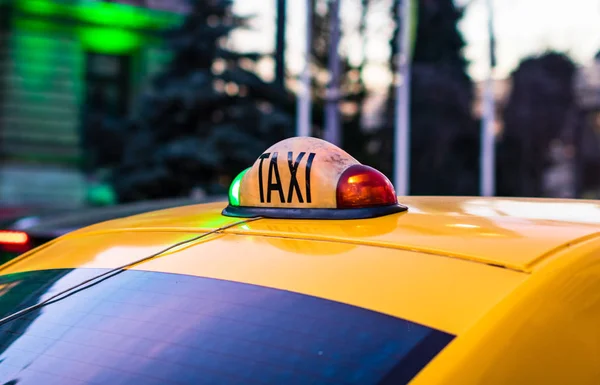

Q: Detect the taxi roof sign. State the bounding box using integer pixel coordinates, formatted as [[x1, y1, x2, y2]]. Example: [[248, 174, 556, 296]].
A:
[[222, 137, 408, 219]]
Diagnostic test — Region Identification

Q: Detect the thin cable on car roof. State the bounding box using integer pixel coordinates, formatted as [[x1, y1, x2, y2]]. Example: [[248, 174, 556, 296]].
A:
[[0, 217, 262, 327]]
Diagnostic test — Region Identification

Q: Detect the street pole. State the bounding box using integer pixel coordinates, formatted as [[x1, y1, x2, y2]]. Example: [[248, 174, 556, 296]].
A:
[[480, 0, 496, 196], [297, 0, 313, 137], [323, 0, 341, 145], [275, 0, 287, 89], [393, 0, 412, 196]]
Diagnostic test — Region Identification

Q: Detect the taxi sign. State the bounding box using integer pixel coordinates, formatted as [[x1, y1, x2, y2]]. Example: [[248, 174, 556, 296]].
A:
[[222, 137, 407, 219]]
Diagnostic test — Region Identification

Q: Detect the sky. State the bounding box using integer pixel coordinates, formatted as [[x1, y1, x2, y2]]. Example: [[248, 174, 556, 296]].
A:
[[459, 0, 600, 81], [231, 0, 600, 86]]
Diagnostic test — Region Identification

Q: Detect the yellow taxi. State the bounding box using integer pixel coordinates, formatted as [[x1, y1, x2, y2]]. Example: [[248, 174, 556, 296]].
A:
[[0, 137, 597, 385]]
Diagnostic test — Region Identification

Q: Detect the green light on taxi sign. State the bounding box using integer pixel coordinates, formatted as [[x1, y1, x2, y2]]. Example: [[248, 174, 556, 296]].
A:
[[228, 168, 250, 207]]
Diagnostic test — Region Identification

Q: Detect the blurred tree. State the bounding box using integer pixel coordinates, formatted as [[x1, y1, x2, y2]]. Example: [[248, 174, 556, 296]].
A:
[[308, 0, 373, 165], [496, 52, 577, 197], [112, 0, 294, 202], [375, 0, 479, 195]]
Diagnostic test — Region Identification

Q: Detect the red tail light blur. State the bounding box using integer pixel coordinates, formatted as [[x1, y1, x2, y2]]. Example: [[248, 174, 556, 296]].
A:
[[0, 231, 31, 253]]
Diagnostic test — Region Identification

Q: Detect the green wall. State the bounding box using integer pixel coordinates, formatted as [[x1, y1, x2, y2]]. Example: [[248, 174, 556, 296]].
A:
[[0, 0, 181, 166]]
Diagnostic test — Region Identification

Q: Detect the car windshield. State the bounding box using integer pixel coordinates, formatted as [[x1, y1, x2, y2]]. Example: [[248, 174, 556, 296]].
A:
[[0, 269, 453, 385]]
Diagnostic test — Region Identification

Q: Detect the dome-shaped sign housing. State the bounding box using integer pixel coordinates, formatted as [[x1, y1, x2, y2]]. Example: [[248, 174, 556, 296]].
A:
[[222, 137, 407, 219]]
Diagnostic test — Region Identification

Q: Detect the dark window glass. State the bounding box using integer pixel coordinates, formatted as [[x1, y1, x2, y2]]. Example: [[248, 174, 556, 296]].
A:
[[82, 52, 132, 171], [85, 53, 131, 117], [0, 269, 454, 385]]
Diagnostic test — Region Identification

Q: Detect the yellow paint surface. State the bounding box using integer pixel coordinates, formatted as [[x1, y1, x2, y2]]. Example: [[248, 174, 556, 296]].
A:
[[0, 230, 526, 335], [1, 195, 600, 383], [60, 196, 600, 272]]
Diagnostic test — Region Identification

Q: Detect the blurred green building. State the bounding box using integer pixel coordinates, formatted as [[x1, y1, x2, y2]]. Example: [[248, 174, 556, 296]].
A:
[[0, 0, 186, 208]]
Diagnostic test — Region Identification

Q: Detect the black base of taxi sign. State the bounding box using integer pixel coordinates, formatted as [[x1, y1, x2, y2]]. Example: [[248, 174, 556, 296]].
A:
[[222, 204, 408, 220]]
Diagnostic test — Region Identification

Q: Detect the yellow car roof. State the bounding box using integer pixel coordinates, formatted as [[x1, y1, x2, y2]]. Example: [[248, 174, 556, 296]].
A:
[[68, 196, 600, 272], [2, 138, 600, 385], [2, 196, 599, 337]]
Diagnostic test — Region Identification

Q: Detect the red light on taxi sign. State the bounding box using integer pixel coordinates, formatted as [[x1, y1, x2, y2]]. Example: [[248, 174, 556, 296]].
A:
[[222, 137, 407, 219], [336, 165, 398, 209]]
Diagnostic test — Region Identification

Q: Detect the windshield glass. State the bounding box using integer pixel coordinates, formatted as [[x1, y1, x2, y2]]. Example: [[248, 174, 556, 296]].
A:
[[0, 269, 454, 385]]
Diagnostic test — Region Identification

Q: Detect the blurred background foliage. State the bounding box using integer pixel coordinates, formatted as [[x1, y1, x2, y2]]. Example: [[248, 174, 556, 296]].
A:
[[110, 0, 294, 201], [376, 0, 479, 195], [1, 0, 598, 208], [497, 52, 578, 197], [104, 0, 483, 201]]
